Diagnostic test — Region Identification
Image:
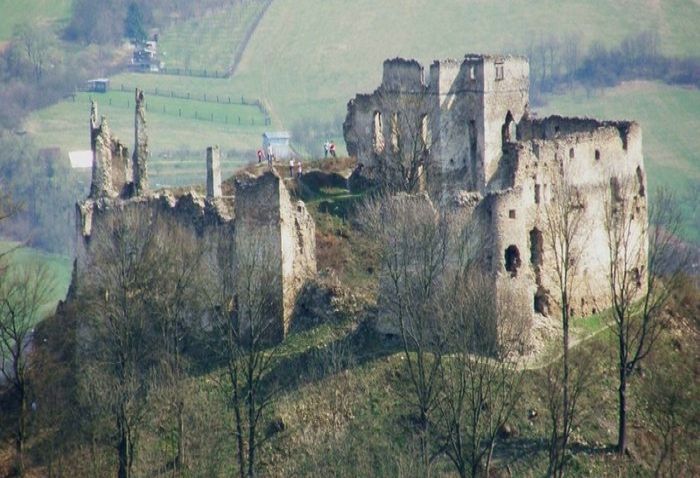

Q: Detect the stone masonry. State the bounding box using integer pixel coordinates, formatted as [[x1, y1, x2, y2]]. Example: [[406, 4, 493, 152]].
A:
[[73, 91, 316, 340], [345, 54, 648, 343]]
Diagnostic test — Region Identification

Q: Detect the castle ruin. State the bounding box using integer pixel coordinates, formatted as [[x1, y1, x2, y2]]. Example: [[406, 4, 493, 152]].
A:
[[344, 55, 648, 336], [72, 89, 316, 340]]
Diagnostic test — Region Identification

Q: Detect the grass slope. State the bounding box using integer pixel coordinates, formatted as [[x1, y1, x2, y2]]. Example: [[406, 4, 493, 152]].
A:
[[158, 1, 269, 73], [0, 241, 72, 315], [0, 0, 72, 42], [540, 81, 700, 243]]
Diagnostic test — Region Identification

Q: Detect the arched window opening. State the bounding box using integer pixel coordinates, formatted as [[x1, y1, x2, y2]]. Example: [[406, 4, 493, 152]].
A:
[[502, 111, 515, 146], [391, 112, 400, 153], [372, 111, 384, 154], [530, 228, 543, 266], [595, 149, 601, 160], [504, 245, 521, 277], [569, 147, 575, 159]]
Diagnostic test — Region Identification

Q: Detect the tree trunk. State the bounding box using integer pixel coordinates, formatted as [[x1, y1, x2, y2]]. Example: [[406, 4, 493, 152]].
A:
[[420, 408, 429, 478], [176, 402, 185, 474], [617, 365, 627, 455], [484, 441, 495, 478], [117, 420, 129, 478], [16, 383, 26, 477]]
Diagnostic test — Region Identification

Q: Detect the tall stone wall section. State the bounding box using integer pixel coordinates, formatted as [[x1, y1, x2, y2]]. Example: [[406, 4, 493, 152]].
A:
[[344, 54, 529, 193], [72, 94, 316, 342]]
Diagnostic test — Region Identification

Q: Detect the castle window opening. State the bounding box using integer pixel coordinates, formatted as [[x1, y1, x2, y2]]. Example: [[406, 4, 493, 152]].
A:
[[372, 111, 384, 153], [534, 288, 549, 316], [509, 209, 516, 219], [502, 111, 515, 145], [610, 177, 622, 202], [469, 65, 476, 80], [420, 114, 431, 150], [469, 119, 477, 158], [530, 228, 543, 266], [391, 112, 400, 153], [569, 147, 575, 159], [595, 149, 601, 160], [636, 166, 645, 197], [534, 184, 541, 204], [504, 245, 521, 277], [495, 62, 504, 81]]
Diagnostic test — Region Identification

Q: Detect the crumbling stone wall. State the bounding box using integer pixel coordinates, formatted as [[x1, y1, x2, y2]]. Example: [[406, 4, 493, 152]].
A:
[[72, 93, 316, 341], [344, 54, 529, 192], [346, 54, 648, 347]]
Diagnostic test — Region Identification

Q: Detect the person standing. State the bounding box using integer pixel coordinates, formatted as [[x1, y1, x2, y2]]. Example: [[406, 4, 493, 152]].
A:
[[323, 141, 330, 158], [257, 148, 264, 164], [267, 144, 273, 166], [297, 160, 303, 178], [289, 158, 295, 177], [329, 142, 336, 158]]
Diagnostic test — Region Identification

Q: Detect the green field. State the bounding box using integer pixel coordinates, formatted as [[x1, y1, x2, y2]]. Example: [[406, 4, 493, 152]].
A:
[[227, 0, 700, 131], [541, 81, 700, 243], [158, 1, 269, 72], [0, 0, 72, 42], [0, 241, 72, 316], [26, 76, 269, 185]]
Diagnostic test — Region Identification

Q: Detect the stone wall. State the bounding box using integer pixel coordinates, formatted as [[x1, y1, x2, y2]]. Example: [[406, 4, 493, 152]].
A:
[[346, 53, 648, 349], [344, 54, 529, 193], [72, 94, 316, 341]]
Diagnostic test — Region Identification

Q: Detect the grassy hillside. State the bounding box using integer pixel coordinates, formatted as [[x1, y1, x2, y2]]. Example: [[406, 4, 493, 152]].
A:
[[540, 82, 700, 243], [229, 0, 700, 130], [0, 0, 72, 42], [0, 241, 72, 315], [158, 0, 270, 73]]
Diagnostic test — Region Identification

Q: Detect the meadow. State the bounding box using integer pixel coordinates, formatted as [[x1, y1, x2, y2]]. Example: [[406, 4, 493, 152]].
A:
[[228, 0, 700, 131], [26, 76, 268, 185], [0, 0, 71, 41], [0, 241, 72, 316]]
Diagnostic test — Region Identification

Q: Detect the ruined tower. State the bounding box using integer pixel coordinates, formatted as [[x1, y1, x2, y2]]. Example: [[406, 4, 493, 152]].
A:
[[206, 145, 222, 198], [344, 54, 529, 193], [132, 88, 149, 195]]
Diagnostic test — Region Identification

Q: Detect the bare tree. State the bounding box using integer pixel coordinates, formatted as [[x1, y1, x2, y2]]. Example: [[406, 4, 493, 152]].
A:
[[370, 89, 438, 195], [435, 272, 525, 478], [603, 182, 685, 454], [641, 334, 699, 477], [359, 194, 455, 475], [139, 221, 207, 476], [542, 340, 600, 477], [541, 178, 587, 477], [209, 232, 283, 478], [78, 209, 173, 478], [0, 263, 54, 476]]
